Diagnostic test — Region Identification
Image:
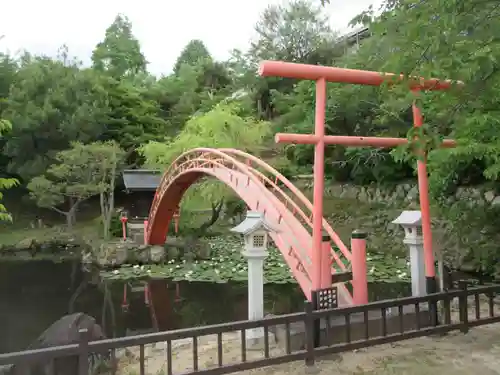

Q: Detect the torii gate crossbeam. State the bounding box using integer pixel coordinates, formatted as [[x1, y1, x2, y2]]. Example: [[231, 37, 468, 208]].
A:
[[259, 60, 462, 300]]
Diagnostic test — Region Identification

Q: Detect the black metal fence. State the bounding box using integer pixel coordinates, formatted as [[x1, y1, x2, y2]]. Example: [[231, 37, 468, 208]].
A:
[[1, 282, 499, 375]]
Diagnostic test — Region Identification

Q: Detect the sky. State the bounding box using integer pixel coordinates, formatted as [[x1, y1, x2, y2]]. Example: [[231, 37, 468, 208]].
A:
[[0, 0, 381, 75]]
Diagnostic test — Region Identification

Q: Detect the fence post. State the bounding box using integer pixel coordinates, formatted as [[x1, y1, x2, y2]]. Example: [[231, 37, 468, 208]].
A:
[[78, 328, 90, 375], [303, 301, 317, 371], [458, 281, 469, 334], [351, 230, 368, 305], [321, 231, 332, 288]]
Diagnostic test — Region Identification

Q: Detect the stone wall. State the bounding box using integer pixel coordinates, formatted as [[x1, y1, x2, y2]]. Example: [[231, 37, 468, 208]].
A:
[[299, 179, 500, 208]]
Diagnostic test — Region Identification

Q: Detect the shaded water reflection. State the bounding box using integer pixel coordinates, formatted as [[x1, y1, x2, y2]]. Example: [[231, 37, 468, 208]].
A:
[[0, 260, 410, 353]]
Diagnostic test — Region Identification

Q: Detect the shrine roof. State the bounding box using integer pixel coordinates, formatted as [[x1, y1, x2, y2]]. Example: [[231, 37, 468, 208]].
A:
[[122, 169, 161, 191]]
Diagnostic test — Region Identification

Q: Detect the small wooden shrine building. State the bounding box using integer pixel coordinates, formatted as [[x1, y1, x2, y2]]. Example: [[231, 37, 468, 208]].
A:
[[122, 169, 161, 220], [121, 169, 161, 243]]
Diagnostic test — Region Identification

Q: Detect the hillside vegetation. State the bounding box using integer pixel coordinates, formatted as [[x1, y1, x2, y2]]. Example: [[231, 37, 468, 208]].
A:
[[0, 0, 500, 276]]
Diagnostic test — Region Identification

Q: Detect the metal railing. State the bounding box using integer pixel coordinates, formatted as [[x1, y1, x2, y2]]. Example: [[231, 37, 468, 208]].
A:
[[2, 282, 498, 375]]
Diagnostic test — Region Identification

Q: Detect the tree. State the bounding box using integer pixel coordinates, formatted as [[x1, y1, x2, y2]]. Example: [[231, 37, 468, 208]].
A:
[[88, 141, 126, 240], [250, 0, 339, 65], [0, 53, 16, 106], [3, 53, 107, 180], [27, 143, 103, 229], [0, 119, 18, 222], [331, 0, 500, 272], [153, 58, 231, 133], [140, 102, 271, 165], [173, 39, 211, 74], [346, 0, 500, 190], [97, 75, 170, 159], [231, 0, 341, 119], [0, 52, 17, 185], [139, 103, 272, 234], [92, 14, 147, 78], [27, 141, 125, 235]]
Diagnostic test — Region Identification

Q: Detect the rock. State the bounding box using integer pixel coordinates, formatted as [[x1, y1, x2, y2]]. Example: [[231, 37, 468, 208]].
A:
[[15, 237, 36, 250], [6, 313, 111, 375], [357, 187, 368, 202], [328, 185, 343, 197], [166, 246, 180, 260], [405, 186, 418, 201], [484, 190, 495, 203], [455, 187, 466, 199], [395, 184, 405, 196], [135, 245, 151, 263], [150, 246, 166, 263], [468, 188, 481, 198], [98, 240, 132, 266]]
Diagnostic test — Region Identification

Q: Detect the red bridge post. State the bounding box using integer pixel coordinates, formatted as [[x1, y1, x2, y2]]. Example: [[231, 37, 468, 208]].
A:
[[351, 230, 368, 305]]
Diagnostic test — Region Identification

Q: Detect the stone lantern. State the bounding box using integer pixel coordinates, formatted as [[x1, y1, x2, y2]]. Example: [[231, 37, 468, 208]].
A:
[[231, 211, 278, 343], [392, 210, 426, 296]]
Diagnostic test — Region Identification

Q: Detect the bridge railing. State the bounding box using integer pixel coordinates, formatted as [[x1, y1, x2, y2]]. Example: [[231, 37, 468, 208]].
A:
[[147, 149, 313, 280], [221, 150, 352, 269], [147, 148, 354, 302]]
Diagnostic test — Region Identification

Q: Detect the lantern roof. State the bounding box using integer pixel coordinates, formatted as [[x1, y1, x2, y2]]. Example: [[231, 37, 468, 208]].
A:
[[392, 210, 422, 226], [230, 211, 279, 235]]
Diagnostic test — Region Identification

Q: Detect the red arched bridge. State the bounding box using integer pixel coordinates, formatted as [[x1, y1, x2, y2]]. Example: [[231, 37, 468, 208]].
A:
[[145, 60, 458, 308], [145, 148, 354, 306]]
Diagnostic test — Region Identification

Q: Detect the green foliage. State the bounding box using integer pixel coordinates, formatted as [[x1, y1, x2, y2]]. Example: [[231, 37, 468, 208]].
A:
[[173, 39, 211, 74], [83, 141, 126, 239], [101, 236, 410, 283], [341, 148, 413, 185], [139, 103, 272, 213], [3, 53, 108, 180], [91, 14, 147, 78], [251, 0, 339, 65], [100, 210, 123, 238], [0, 119, 18, 222], [27, 143, 102, 210], [140, 103, 271, 163], [97, 75, 170, 155], [1, 0, 500, 276], [26, 141, 125, 231]]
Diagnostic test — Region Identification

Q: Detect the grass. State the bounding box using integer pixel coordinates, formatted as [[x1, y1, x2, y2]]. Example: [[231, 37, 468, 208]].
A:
[[0, 192, 406, 255], [0, 220, 101, 247], [0, 189, 112, 247]]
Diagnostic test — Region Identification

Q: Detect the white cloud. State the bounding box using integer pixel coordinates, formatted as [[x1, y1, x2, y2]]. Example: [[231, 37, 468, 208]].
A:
[[0, 0, 380, 75]]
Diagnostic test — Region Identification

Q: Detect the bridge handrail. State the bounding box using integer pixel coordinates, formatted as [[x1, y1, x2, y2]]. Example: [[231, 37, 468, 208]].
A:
[[238, 161, 353, 304], [161, 156, 314, 277], [147, 148, 313, 278], [220, 149, 352, 264], [148, 150, 220, 222], [148, 148, 354, 304]]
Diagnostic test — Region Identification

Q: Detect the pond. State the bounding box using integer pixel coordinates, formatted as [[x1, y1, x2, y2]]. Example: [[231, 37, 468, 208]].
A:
[[0, 259, 410, 353]]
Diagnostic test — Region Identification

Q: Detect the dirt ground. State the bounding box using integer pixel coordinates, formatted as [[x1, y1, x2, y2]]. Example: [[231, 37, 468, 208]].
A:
[[118, 301, 500, 375]]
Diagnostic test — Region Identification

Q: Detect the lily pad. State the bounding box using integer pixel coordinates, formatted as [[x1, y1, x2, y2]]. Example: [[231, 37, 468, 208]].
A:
[[100, 236, 411, 284]]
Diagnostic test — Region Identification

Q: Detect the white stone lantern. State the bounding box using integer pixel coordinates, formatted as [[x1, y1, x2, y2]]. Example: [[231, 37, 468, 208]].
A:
[[231, 211, 278, 344], [231, 211, 274, 251], [392, 210, 426, 296]]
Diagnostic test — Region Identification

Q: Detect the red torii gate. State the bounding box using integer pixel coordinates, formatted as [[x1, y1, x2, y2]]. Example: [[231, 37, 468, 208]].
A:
[[259, 61, 461, 297]]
